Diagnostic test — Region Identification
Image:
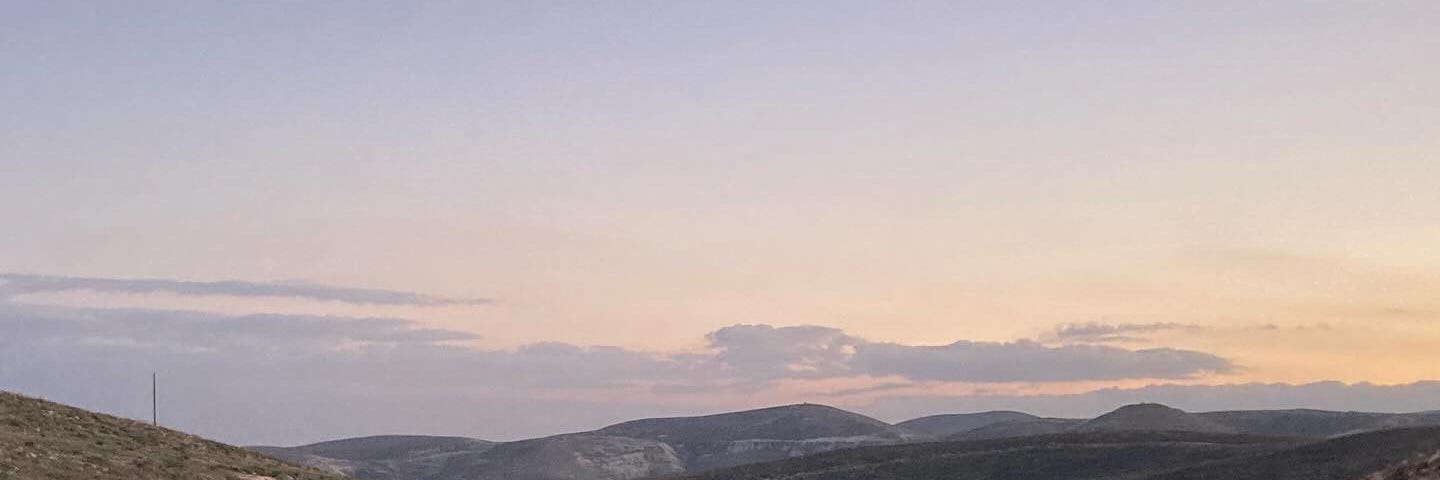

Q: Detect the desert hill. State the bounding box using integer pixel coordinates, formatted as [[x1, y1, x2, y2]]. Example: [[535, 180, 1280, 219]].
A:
[[252, 402, 1440, 480], [894, 411, 1038, 437], [1074, 403, 1237, 434], [1366, 451, 1440, 480], [0, 390, 343, 480]]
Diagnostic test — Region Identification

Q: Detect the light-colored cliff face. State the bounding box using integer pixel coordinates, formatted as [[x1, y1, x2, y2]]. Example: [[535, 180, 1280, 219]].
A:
[[565, 436, 686, 480]]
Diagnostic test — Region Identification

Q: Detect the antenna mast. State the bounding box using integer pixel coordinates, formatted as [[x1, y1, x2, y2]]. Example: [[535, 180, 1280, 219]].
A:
[[152, 372, 158, 426]]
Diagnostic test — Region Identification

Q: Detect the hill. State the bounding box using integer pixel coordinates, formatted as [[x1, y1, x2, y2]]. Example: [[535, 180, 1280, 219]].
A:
[[250, 435, 492, 479], [1366, 451, 1440, 480], [1149, 427, 1440, 480], [682, 425, 1440, 480], [597, 404, 903, 443], [678, 430, 1302, 480], [1199, 409, 1440, 438], [0, 390, 343, 480], [250, 402, 1440, 480], [945, 417, 1082, 441], [254, 403, 911, 479], [894, 411, 1038, 438], [1074, 403, 1237, 434]]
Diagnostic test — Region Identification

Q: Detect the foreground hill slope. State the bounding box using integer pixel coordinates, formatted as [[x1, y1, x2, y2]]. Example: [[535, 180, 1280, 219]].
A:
[[1366, 451, 1440, 480], [0, 390, 343, 480]]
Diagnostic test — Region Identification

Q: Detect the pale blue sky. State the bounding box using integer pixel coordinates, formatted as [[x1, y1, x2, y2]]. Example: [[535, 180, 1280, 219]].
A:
[[4, 1, 1440, 444]]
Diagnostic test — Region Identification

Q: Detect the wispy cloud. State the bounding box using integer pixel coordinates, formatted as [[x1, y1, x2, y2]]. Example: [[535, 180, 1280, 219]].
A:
[[704, 324, 1233, 384], [0, 273, 491, 306], [1050, 322, 1206, 343], [0, 274, 1237, 445]]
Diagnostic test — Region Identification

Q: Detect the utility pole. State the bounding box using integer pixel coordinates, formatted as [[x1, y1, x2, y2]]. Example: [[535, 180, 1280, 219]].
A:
[[152, 372, 158, 426]]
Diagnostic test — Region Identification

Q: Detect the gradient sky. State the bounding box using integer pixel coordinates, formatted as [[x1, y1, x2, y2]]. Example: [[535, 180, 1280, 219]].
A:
[[4, 0, 1440, 446]]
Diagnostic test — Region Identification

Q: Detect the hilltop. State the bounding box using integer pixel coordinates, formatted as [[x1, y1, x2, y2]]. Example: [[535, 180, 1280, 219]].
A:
[[597, 403, 905, 443], [894, 411, 1039, 437], [0, 390, 343, 480], [1074, 403, 1237, 434]]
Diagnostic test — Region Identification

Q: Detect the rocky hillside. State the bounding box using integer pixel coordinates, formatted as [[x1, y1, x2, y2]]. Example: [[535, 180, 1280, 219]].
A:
[[255, 403, 910, 480], [259, 432, 681, 480], [1366, 451, 1440, 480], [251, 435, 492, 479], [0, 390, 343, 480]]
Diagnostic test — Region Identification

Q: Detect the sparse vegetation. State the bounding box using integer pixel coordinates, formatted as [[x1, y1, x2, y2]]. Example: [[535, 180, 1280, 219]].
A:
[[0, 391, 345, 480]]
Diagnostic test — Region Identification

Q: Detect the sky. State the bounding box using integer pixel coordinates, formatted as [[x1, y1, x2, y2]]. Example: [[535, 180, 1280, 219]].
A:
[[3, 0, 1440, 446]]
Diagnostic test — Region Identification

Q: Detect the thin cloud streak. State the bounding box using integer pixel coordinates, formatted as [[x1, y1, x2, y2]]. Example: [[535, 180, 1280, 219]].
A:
[[0, 273, 492, 306]]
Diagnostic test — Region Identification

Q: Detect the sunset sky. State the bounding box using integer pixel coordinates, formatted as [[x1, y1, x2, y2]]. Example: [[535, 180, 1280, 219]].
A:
[[4, 1, 1440, 446]]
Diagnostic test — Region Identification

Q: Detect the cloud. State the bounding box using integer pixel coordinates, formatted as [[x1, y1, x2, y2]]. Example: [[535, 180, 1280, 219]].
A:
[[0, 284, 1236, 445], [0, 303, 480, 349], [851, 340, 1233, 382], [1050, 322, 1206, 343], [0, 273, 491, 306], [701, 323, 1231, 384], [705, 324, 860, 380], [820, 382, 915, 398]]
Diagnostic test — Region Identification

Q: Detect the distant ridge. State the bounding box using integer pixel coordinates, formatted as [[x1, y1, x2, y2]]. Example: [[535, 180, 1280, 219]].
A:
[[256, 403, 910, 479], [250, 402, 1440, 480]]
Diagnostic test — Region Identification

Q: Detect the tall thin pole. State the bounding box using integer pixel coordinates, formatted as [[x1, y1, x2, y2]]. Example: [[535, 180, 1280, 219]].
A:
[[152, 372, 157, 426]]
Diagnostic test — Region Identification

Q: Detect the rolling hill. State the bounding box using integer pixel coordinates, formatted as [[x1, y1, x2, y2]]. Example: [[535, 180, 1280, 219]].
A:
[[1366, 451, 1440, 480], [251, 435, 492, 479], [250, 402, 1440, 480], [254, 403, 911, 479], [1073, 403, 1237, 434], [893, 411, 1039, 437], [0, 390, 343, 480], [1149, 426, 1440, 480]]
